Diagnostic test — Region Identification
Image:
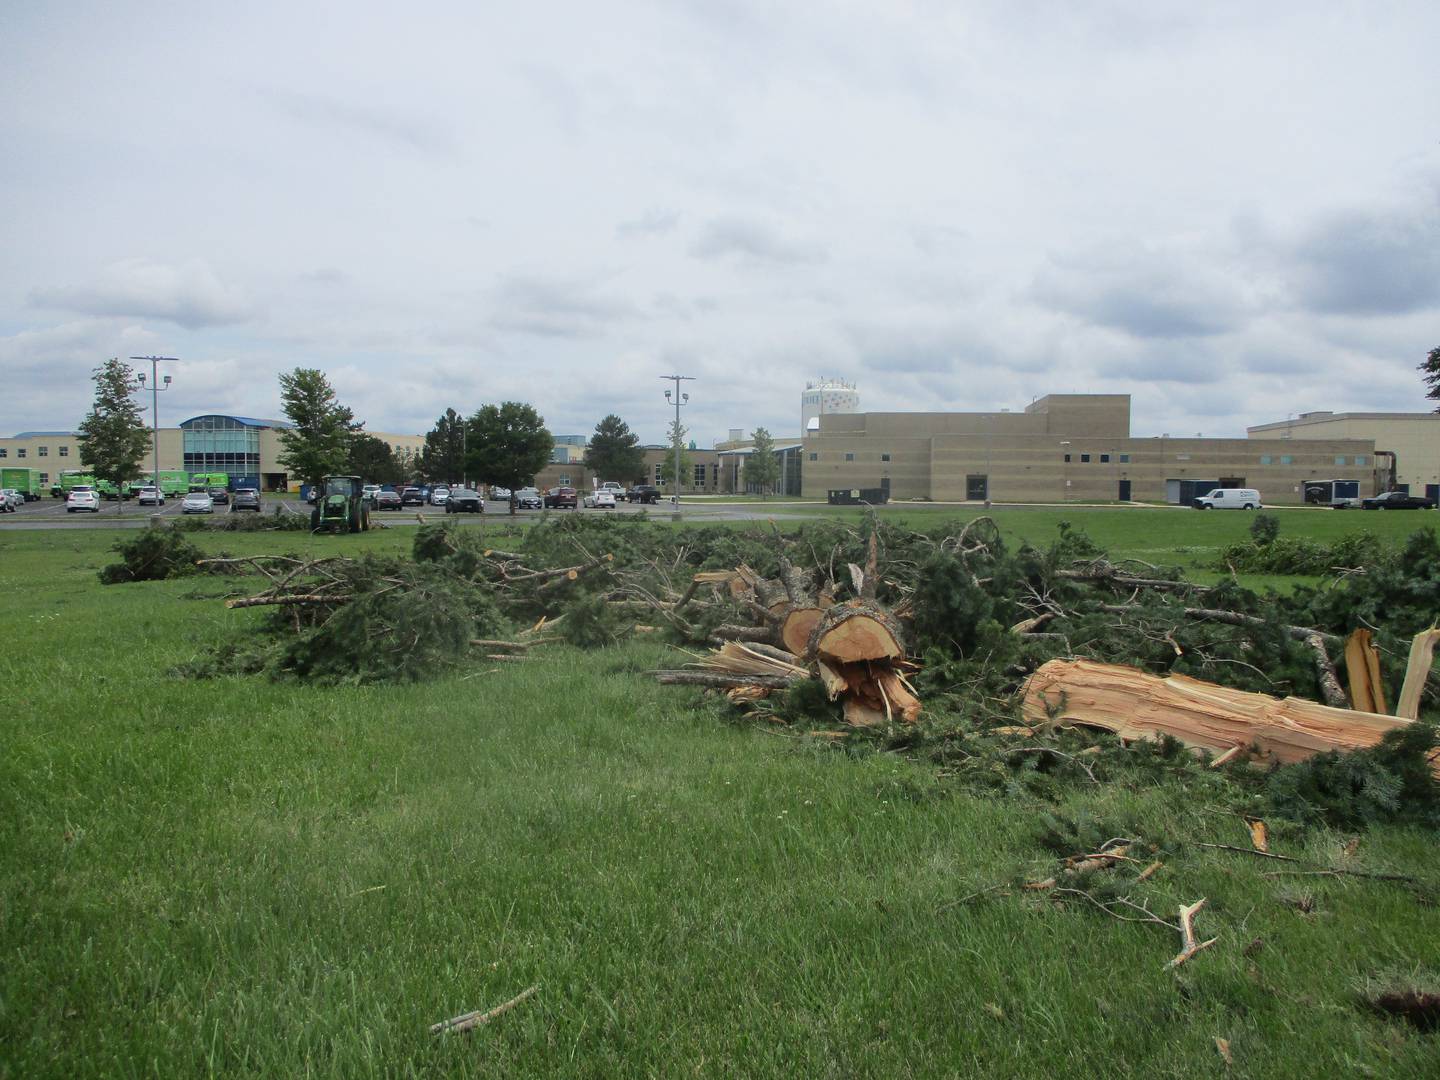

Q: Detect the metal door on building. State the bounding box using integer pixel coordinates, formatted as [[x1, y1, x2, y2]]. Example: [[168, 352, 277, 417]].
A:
[[1118, 479, 1131, 501], [966, 475, 988, 501]]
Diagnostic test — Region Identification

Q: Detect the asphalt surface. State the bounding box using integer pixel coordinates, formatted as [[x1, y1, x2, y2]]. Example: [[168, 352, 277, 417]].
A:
[[0, 495, 822, 530]]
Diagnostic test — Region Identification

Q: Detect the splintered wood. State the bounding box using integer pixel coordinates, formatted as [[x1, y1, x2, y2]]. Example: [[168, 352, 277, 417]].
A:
[[1022, 657, 1440, 778]]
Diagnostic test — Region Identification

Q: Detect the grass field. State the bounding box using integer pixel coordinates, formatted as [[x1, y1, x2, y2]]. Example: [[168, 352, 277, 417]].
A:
[[3, 512, 1438, 1077]]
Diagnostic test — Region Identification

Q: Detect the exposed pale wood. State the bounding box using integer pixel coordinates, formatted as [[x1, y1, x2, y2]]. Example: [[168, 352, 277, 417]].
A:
[[1165, 899, 1218, 971], [1344, 628, 1388, 713], [1010, 612, 1057, 634], [781, 607, 824, 656], [1247, 820, 1270, 853], [862, 529, 879, 600], [875, 670, 922, 723], [1305, 633, 1349, 709], [1396, 628, 1440, 721], [816, 660, 849, 701], [711, 624, 780, 644], [1021, 658, 1439, 778], [430, 985, 539, 1035], [226, 593, 351, 609], [843, 696, 888, 728], [808, 601, 905, 663]]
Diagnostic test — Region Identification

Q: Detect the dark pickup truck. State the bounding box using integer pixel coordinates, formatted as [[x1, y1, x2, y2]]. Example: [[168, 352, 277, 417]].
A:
[[626, 485, 661, 504], [1361, 491, 1436, 510]]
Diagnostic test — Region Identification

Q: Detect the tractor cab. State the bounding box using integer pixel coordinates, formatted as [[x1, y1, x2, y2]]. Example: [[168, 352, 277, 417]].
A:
[[310, 475, 371, 534]]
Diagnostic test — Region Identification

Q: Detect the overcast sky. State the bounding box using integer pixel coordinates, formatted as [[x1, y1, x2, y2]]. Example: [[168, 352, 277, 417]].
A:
[[3, 1, 1438, 446]]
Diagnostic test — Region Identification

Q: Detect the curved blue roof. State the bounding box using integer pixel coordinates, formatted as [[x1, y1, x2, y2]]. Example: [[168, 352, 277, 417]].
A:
[[178, 414, 293, 430], [13, 430, 79, 438]]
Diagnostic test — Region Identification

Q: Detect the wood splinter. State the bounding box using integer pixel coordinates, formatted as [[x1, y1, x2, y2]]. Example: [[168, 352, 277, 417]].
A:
[[430, 984, 540, 1035], [1165, 899, 1218, 971]]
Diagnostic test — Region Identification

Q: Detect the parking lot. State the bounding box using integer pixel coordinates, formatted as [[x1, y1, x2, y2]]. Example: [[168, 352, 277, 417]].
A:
[[0, 493, 807, 529]]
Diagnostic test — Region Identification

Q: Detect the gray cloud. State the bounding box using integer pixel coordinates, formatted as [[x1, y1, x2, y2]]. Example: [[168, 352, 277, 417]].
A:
[[690, 216, 825, 266], [617, 209, 680, 238], [489, 275, 637, 338], [266, 88, 455, 157], [1287, 205, 1440, 316], [30, 259, 253, 329]]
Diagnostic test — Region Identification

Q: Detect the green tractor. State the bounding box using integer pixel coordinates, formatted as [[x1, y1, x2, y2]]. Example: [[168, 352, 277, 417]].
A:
[[310, 475, 372, 534]]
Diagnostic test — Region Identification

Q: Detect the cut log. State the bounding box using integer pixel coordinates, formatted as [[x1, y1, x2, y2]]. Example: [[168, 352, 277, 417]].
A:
[[807, 601, 905, 664], [1344, 628, 1387, 714], [843, 696, 888, 728], [876, 670, 922, 723], [781, 607, 825, 656], [816, 660, 849, 701], [1021, 658, 1440, 778]]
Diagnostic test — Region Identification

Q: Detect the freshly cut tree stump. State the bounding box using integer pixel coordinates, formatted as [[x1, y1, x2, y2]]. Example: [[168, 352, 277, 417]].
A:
[[806, 601, 905, 663], [1022, 658, 1439, 777], [781, 607, 825, 656]]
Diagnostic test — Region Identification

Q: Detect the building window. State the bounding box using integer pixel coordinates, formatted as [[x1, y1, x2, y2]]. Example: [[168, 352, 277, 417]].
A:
[[16, 448, 25, 458], [1118, 454, 1130, 463], [1080, 453, 1091, 463], [1354, 455, 1366, 466], [1280, 455, 1293, 465], [693, 464, 706, 487], [1099, 453, 1110, 463], [808, 452, 817, 461], [1335, 455, 1346, 466], [654, 464, 663, 483], [38, 445, 48, 457], [1260, 455, 1272, 465], [844, 453, 855, 462], [0, 448, 7, 458], [881, 453, 891, 462], [39, 473, 49, 485], [59, 445, 69, 457], [1063, 453, 1071, 462], [558, 475, 570, 486]]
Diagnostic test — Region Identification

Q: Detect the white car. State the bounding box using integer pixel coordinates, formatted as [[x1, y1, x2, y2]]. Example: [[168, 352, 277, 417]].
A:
[[600, 482, 626, 496], [136, 487, 165, 506], [362, 484, 381, 502], [583, 490, 617, 509], [182, 491, 214, 514], [490, 487, 512, 500], [66, 486, 101, 513], [1, 489, 23, 512], [429, 486, 451, 506]]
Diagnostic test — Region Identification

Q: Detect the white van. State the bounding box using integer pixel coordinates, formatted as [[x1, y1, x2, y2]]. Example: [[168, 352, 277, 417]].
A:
[[1193, 488, 1262, 510]]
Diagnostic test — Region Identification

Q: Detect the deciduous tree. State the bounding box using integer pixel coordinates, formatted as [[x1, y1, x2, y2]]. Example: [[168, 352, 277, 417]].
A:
[[77, 358, 149, 513], [658, 419, 694, 492], [743, 427, 780, 497], [347, 433, 395, 483], [1422, 345, 1440, 410], [583, 414, 646, 485], [276, 368, 360, 489], [464, 402, 552, 514]]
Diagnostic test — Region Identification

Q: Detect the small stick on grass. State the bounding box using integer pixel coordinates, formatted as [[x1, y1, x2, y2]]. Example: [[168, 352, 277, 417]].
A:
[[1165, 899, 1218, 971], [430, 984, 540, 1035]]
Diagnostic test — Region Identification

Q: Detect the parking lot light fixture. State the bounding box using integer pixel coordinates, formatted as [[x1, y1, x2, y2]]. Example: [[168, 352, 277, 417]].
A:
[[660, 374, 694, 510], [132, 356, 177, 494]]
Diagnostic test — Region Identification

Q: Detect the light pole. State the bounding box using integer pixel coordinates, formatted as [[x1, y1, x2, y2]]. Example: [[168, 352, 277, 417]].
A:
[[132, 356, 176, 496], [660, 374, 694, 510], [1059, 440, 1071, 502], [983, 413, 993, 509]]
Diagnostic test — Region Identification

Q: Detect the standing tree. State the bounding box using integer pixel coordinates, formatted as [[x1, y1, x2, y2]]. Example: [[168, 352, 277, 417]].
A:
[[393, 446, 425, 487], [743, 427, 780, 497], [77, 358, 150, 514], [422, 408, 467, 484], [275, 368, 360, 490], [583, 413, 646, 486], [464, 402, 552, 514], [657, 419, 694, 492], [347, 433, 395, 483], [1422, 345, 1440, 410]]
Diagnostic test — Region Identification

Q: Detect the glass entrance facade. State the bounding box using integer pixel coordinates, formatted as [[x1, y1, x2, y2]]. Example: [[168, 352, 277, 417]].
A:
[[181, 415, 262, 473]]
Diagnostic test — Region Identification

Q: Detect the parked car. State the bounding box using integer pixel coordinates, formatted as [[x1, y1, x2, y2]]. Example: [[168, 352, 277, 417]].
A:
[[207, 486, 230, 505], [626, 484, 661, 504], [490, 486, 512, 500], [66, 486, 101, 513], [136, 486, 164, 506], [1361, 490, 1437, 510], [1, 489, 23, 512], [600, 482, 626, 496], [514, 487, 543, 510], [1192, 488, 1261, 510], [445, 488, 484, 513], [362, 484, 381, 503], [583, 489, 617, 509], [182, 491, 214, 514], [400, 487, 426, 506], [428, 486, 451, 506], [374, 489, 403, 510], [231, 488, 262, 512], [544, 486, 578, 509]]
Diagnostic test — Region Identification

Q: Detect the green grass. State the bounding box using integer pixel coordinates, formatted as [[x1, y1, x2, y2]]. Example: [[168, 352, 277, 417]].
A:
[[3, 520, 1438, 1077]]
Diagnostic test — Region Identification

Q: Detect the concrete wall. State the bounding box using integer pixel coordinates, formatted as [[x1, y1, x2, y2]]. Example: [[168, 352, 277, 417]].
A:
[[1248, 413, 1440, 494]]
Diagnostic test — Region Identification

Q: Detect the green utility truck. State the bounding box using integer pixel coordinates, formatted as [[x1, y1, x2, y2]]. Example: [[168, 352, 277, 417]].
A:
[[189, 472, 230, 490], [310, 475, 371, 534], [52, 470, 96, 498], [0, 467, 44, 501]]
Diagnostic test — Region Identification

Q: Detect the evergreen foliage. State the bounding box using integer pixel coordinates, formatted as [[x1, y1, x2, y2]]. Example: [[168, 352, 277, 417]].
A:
[[743, 428, 780, 496], [582, 414, 646, 486], [99, 528, 205, 584], [77, 358, 150, 499], [464, 402, 552, 511], [1421, 344, 1440, 408], [275, 369, 360, 488], [422, 408, 467, 484], [1264, 722, 1440, 829], [346, 433, 396, 483], [560, 593, 629, 648], [1249, 512, 1281, 546]]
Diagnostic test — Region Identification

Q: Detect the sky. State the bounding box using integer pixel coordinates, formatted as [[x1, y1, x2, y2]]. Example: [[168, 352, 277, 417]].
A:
[[2, 0, 1438, 446]]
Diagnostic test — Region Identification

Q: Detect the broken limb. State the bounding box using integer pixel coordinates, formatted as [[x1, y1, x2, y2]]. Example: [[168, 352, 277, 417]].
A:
[[1165, 899, 1218, 970]]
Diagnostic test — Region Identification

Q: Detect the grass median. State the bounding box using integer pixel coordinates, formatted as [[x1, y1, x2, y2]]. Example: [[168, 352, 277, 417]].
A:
[[2, 515, 1438, 1076]]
